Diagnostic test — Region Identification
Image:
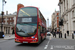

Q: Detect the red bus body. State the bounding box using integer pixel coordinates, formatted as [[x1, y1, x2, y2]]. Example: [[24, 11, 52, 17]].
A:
[[15, 5, 46, 44]]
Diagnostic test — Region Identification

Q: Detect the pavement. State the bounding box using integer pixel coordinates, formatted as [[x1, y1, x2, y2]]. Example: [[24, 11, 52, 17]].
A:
[[0, 34, 15, 43], [51, 33, 75, 39], [0, 34, 15, 40], [4, 34, 15, 40]]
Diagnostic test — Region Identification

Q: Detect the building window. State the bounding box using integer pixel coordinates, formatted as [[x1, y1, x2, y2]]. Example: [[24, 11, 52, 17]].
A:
[[73, 0, 75, 4], [73, 21, 75, 30], [64, 0, 65, 11], [4, 18, 6, 21], [7, 18, 8, 20], [7, 22, 8, 24], [66, 14, 68, 21], [13, 18, 14, 20], [2, 22, 4, 24], [10, 22, 12, 24], [12, 22, 14, 24], [74, 9, 75, 17], [67, 0, 68, 10], [72, 10, 74, 18], [10, 18, 11, 20]]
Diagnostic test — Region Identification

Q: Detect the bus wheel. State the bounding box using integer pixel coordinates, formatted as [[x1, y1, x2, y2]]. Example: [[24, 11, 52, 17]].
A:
[[37, 36, 41, 45]]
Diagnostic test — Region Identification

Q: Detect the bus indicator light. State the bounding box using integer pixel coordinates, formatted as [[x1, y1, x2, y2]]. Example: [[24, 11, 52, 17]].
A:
[[23, 37, 26, 39], [31, 36, 35, 38]]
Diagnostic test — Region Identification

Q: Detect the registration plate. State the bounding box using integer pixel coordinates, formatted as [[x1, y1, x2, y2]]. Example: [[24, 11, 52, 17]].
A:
[[23, 41, 28, 43]]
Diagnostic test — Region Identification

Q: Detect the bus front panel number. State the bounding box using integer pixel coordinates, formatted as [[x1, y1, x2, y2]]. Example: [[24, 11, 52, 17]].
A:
[[22, 18, 32, 22]]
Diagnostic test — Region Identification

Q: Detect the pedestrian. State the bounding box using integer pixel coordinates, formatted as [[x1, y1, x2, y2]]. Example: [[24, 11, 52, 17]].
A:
[[59, 31, 60, 38], [53, 30, 56, 38], [53, 30, 55, 37], [72, 31, 74, 39], [60, 31, 62, 38], [74, 30, 75, 35], [57, 31, 59, 34], [55, 31, 56, 38], [58, 31, 60, 34], [67, 30, 69, 36], [12, 30, 14, 35], [51, 31, 53, 35]]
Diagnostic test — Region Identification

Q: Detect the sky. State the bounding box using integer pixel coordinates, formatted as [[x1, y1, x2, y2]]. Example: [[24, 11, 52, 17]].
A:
[[0, 0, 59, 27]]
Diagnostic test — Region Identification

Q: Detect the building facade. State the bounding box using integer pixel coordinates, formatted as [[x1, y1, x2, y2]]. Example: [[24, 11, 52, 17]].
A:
[[0, 14, 16, 35], [51, 13, 55, 31], [51, 11, 59, 32], [58, 0, 75, 35]]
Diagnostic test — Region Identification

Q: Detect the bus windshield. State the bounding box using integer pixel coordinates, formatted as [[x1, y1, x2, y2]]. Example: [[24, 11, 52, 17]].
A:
[[16, 24, 37, 37], [18, 7, 37, 17]]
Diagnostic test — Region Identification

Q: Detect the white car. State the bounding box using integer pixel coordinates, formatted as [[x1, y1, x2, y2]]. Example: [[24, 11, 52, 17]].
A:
[[47, 32, 51, 36]]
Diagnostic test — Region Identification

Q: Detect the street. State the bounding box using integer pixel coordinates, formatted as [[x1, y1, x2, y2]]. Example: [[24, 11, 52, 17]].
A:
[[48, 38, 75, 50], [0, 36, 75, 50], [0, 0, 75, 50], [0, 36, 50, 50]]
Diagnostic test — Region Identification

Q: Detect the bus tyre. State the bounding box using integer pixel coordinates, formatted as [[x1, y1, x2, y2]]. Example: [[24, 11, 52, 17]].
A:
[[38, 38, 41, 44]]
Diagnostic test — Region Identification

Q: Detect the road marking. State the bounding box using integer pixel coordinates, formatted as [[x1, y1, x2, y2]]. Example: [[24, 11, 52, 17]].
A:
[[50, 45, 53, 49], [44, 38, 50, 50], [44, 45, 48, 49], [50, 45, 74, 49]]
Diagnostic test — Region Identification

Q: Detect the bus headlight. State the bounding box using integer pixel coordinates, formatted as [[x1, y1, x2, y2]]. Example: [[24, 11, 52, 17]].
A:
[[35, 38, 37, 39]]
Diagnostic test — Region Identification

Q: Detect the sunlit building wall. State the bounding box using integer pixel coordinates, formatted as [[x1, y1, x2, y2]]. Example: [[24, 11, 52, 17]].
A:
[[58, 0, 75, 35], [0, 12, 16, 35], [51, 11, 59, 32]]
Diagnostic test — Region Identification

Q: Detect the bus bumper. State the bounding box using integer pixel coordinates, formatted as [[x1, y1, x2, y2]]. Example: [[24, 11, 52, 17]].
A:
[[15, 38, 38, 43]]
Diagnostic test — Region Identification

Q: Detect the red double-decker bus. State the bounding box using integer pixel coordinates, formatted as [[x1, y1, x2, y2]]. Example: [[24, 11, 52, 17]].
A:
[[15, 4, 46, 44]]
